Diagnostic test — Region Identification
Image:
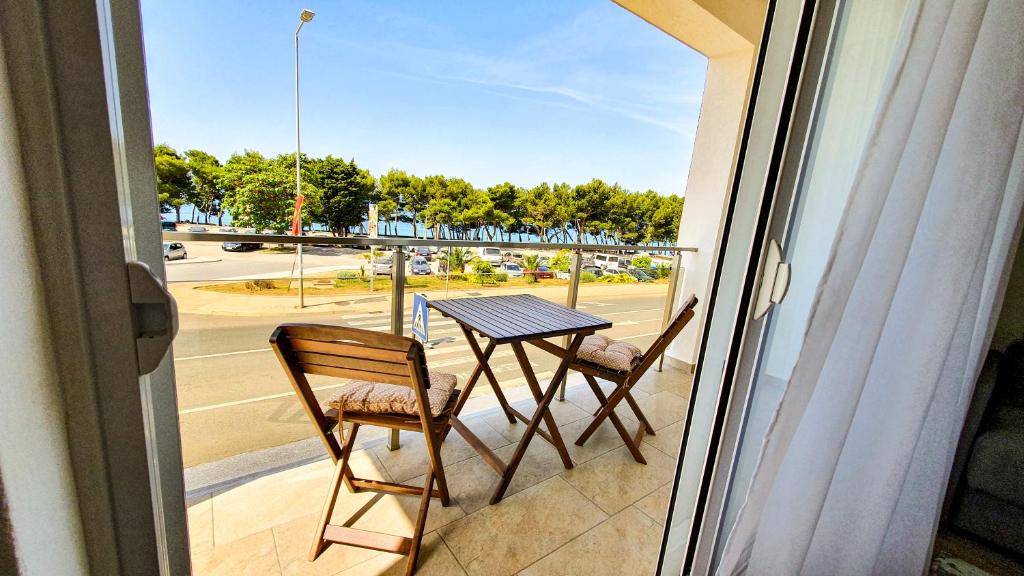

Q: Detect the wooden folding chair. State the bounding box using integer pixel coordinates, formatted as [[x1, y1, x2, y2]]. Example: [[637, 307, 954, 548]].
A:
[[530, 295, 698, 464], [270, 324, 459, 576]]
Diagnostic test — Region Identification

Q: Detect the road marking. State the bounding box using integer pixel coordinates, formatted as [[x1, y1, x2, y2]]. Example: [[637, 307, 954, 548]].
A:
[[177, 348, 271, 361], [620, 332, 661, 340], [179, 382, 346, 414], [430, 350, 514, 368], [597, 307, 662, 316]]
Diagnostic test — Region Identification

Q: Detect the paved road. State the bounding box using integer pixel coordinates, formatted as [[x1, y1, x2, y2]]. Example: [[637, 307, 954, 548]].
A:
[[173, 289, 671, 467], [165, 241, 373, 282]]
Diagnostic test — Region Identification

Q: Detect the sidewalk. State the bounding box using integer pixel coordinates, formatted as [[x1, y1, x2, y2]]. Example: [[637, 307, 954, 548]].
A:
[[169, 281, 670, 317]]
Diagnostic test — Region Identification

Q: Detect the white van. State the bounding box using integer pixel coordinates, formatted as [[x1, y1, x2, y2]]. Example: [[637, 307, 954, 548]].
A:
[[593, 253, 621, 271], [478, 247, 503, 266]]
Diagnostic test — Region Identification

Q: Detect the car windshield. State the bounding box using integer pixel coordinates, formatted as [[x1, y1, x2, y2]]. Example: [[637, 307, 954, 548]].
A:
[[505, 263, 520, 270], [377, 258, 391, 265], [162, 242, 170, 250], [483, 248, 499, 255], [413, 258, 427, 265]]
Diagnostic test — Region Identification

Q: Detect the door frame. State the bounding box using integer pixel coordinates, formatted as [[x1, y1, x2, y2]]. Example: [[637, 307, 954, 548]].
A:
[[684, 0, 849, 571], [654, 0, 851, 572], [0, 0, 187, 573]]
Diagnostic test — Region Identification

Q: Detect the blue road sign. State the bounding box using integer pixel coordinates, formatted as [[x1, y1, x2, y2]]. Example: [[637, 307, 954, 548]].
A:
[[411, 293, 429, 342]]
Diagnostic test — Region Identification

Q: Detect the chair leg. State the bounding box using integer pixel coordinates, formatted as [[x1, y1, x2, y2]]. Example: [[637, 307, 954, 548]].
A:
[[579, 375, 647, 464], [310, 422, 359, 560], [309, 457, 347, 561], [623, 391, 656, 435], [405, 470, 435, 576]]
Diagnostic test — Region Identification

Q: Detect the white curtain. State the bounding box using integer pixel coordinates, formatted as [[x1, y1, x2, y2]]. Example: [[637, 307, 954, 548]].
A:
[[717, 0, 1024, 574]]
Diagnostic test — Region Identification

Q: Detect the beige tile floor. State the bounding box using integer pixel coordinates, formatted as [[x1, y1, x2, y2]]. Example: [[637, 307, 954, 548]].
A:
[[188, 367, 692, 576]]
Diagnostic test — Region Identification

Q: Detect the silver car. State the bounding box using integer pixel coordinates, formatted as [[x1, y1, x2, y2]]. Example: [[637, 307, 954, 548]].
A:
[[372, 256, 392, 275], [162, 241, 187, 261], [408, 257, 432, 275], [499, 261, 524, 277]]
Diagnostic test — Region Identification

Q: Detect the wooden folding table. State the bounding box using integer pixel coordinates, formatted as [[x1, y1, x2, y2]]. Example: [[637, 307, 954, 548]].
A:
[[428, 294, 612, 504]]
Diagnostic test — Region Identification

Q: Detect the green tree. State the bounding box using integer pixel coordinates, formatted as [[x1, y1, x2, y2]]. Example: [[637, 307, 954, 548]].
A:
[[154, 144, 192, 222], [184, 149, 224, 225], [220, 152, 295, 232], [423, 175, 451, 239], [487, 182, 521, 241], [572, 179, 612, 242], [311, 156, 375, 236], [647, 194, 684, 243], [520, 183, 558, 241]]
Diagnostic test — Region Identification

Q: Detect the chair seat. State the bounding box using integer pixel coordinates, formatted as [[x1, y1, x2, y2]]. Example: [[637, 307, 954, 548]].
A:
[[328, 372, 457, 417], [577, 334, 643, 372]]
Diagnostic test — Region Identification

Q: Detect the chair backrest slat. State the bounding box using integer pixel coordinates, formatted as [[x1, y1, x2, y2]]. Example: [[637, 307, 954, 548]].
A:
[[293, 351, 410, 377], [300, 362, 416, 386], [629, 295, 698, 381], [289, 339, 410, 363]]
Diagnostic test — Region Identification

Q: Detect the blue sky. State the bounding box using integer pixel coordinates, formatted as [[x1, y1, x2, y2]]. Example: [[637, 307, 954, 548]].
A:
[[140, 0, 706, 196]]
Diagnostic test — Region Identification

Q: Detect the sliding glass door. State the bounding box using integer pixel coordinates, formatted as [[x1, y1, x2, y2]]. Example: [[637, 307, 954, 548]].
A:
[[662, 0, 913, 573]]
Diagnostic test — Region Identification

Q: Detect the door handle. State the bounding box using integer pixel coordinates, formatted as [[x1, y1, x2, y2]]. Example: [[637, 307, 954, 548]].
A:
[[127, 261, 178, 375], [752, 239, 791, 320]]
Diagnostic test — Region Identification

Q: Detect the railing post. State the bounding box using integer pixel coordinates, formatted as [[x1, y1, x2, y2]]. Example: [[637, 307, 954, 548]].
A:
[[658, 253, 684, 372], [388, 246, 406, 451], [559, 249, 583, 400]]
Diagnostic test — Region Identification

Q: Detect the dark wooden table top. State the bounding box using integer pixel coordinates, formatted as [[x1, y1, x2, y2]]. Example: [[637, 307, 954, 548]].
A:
[[428, 294, 612, 344]]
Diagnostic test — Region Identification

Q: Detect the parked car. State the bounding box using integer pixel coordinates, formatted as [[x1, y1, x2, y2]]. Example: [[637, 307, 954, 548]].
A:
[[415, 247, 432, 261], [593, 253, 622, 271], [162, 241, 186, 261], [160, 220, 177, 232], [499, 261, 524, 277], [408, 257, 432, 275], [372, 256, 393, 275], [627, 268, 655, 282], [221, 241, 262, 252], [582, 265, 604, 277], [218, 227, 238, 233], [478, 246, 503, 266], [187, 226, 208, 233], [529, 265, 554, 280]]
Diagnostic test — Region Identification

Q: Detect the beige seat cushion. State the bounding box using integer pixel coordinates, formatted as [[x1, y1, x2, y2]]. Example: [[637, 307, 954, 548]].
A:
[[327, 372, 457, 417], [577, 334, 643, 372]]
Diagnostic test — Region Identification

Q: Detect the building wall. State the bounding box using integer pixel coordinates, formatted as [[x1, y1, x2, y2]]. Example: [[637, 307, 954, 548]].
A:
[[670, 51, 756, 367], [0, 37, 89, 576]]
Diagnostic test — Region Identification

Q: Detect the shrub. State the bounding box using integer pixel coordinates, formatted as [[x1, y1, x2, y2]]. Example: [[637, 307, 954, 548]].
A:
[[654, 263, 672, 279], [550, 249, 571, 272], [471, 260, 495, 284], [494, 272, 509, 283], [598, 272, 637, 284], [631, 255, 652, 269], [336, 270, 361, 280], [245, 279, 276, 292], [580, 271, 598, 283], [522, 254, 541, 283]]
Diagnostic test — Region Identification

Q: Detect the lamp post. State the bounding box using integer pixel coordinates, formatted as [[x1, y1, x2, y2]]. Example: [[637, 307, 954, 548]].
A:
[[295, 8, 314, 308]]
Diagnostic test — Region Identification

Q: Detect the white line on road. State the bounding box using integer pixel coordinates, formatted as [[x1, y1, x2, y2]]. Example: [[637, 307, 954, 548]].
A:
[[177, 348, 272, 361], [620, 332, 661, 340]]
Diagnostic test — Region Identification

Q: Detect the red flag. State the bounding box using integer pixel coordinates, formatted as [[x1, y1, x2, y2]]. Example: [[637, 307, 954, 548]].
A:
[[291, 194, 305, 236]]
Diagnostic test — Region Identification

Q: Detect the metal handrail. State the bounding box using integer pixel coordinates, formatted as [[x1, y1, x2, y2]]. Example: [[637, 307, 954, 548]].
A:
[[163, 231, 697, 253], [165, 231, 692, 451]]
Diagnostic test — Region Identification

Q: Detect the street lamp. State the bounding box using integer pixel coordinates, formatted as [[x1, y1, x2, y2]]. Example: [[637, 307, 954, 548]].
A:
[[294, 9, 314, 307]]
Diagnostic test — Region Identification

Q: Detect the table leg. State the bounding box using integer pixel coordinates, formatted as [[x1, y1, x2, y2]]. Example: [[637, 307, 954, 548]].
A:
[[490, 333, 586, 504], [511, 342, 573, 469], [458, 325, 515, 423]]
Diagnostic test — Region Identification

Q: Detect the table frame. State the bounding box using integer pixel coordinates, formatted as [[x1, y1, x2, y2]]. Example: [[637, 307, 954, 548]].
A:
[[430, 296, 608, 504]]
